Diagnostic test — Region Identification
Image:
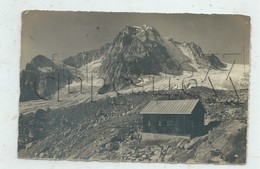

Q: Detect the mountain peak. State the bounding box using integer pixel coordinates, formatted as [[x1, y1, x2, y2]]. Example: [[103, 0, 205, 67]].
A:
[[30, 55, 53, 68], [116, 25, 162, 44], [58, 25, 227, 93]]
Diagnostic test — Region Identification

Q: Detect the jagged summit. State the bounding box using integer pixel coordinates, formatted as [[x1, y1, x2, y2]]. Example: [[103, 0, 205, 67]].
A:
[[116, 25, 163, 44]]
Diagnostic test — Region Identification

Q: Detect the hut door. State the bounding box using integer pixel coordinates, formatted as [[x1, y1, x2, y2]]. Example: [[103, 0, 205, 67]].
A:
[[176, 115, 184, 134]]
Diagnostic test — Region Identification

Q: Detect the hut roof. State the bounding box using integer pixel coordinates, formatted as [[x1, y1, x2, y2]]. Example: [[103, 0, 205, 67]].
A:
[[140, 99, 202, 115]]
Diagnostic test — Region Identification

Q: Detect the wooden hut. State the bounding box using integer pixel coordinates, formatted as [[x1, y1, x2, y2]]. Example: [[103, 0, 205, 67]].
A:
[[140, 99, 206, 135]]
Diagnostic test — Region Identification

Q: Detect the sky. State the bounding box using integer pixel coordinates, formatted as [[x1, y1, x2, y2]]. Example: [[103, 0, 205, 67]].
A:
[[21, 11, 250, 69]]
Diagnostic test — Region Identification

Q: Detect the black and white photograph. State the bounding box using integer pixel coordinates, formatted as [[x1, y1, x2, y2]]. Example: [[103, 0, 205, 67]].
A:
[[18, 11, 250, 164]]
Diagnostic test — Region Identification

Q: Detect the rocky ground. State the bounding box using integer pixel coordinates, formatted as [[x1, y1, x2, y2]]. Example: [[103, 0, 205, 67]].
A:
[[18, 87, 248, 164]]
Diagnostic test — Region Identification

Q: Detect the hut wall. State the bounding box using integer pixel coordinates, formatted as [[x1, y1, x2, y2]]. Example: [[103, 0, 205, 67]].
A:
[[143, 114, 192, 134], [190, 102, 206, 135]]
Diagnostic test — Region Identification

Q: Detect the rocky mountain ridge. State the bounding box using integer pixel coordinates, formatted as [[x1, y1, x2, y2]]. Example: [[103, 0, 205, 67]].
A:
[[20, 25, 227, 100]]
